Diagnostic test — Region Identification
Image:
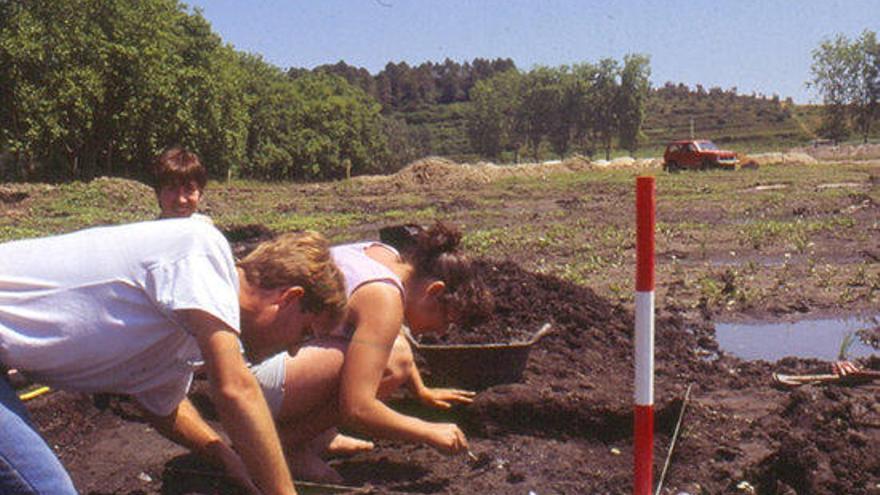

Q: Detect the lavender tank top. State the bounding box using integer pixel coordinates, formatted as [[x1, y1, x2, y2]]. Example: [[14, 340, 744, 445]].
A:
[[330, 242, 405, 338]]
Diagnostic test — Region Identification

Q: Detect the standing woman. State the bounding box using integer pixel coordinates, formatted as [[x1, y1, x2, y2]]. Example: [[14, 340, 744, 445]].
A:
[[249, 221, 494, 481]]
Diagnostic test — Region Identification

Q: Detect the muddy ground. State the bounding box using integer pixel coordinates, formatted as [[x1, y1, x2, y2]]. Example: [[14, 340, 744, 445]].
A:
[[8, 155, 880, 494]]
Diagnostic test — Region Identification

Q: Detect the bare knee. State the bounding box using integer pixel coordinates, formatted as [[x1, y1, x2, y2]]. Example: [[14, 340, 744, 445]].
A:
[[378, 336, 414, 398]]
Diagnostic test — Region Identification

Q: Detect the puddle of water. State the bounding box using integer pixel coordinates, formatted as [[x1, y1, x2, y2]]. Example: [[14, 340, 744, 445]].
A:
[[715, 314, 880, 362]]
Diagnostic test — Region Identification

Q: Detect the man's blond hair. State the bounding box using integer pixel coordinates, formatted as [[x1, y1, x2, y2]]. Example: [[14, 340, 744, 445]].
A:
[[237, 231, 346, 324]]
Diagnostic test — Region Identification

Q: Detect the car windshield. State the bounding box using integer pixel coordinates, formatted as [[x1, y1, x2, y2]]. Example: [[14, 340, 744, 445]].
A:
[[697, 141, 719, 151]]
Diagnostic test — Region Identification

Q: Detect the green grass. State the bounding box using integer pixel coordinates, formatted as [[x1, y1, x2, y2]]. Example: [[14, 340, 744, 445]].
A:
[[2, 158, 878, 315]]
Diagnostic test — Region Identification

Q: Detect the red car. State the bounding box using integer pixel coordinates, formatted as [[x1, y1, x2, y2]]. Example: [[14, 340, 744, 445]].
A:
[[663, 140, 738, 171]]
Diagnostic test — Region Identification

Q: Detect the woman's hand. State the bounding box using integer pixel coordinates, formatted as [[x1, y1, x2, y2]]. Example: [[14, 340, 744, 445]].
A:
[[417, 387, 476, 409], [425, 423, 469, 455]]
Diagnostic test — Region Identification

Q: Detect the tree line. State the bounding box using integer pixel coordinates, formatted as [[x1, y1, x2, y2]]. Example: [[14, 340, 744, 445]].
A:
[[296, 58, 517, 110], [465, 56, 651, 161], [810, 30, 880, 143], [0, 0, 405, 182], [0, 0, 652, 182]]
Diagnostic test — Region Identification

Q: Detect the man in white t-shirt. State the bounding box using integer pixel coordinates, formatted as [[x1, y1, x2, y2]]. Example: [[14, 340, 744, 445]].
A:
[[0, 218, 346, 495]]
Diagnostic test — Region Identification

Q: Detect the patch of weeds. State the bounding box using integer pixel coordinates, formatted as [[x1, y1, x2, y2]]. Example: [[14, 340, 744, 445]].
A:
[[838, 331, 857, 360], [838, 286, 857, 304], [463, 228, 507, 256], [608, 283, 631, 303], [697, 274, 725, 307], [0, 225, 45, 242], [738, 217, 853, 252], [656, 221, 680, 241], [847, 264, 868, 287], [381, 207, 438, 223], [790, 231, 811, 254], [816, 264, 838, 290], [868, 272, 880, 298], [806, 257, 817, 277], [269, 212, 361, 233], [670, 255, 684, 279], [556, 262, 590, 286], [744, 260, 760, 275], [698, 267, 756, 308], [774, 261, 794, 290]]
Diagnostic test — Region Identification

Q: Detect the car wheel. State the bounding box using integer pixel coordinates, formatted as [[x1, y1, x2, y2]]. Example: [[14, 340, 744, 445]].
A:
[[664, 161, 678, 172], [701, 159, 713, 171]]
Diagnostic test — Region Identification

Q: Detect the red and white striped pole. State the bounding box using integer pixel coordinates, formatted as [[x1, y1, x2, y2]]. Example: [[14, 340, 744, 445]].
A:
[[634, 176, 655, 495]]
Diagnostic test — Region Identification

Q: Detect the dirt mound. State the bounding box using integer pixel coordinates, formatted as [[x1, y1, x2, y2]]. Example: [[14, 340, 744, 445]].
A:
[[421, 259, 629, 347], [0, 186, 29, 204], [91, 176, 156, 204], [744, 152, 819, 166], [352, 156, 595, 191], [792, 143, 880, 161]]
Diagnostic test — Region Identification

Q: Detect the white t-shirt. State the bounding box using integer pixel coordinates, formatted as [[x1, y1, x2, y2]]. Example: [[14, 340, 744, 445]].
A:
[[0, 218, 240, 416]]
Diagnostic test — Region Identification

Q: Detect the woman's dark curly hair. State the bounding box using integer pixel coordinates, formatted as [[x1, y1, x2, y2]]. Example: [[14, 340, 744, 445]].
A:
[[383, 221, 494, 327]]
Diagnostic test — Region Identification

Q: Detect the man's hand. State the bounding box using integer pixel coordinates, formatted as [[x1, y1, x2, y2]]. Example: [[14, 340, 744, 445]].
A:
[[208, 443, 260, 495], [177, 309, 296, 495], [141, 399, 260, 494], [417, 387, 476, 410]]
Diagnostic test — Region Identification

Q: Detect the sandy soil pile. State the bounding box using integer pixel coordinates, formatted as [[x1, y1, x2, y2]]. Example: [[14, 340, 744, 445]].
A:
[[91, 176, 155, 202], [792, 143, 880, 161], [741, 152, 819, 167], [352, 155, 660, 191]]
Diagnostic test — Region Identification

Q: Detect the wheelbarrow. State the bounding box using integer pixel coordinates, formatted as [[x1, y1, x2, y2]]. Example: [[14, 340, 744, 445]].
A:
[[406, 323, 552, 390]]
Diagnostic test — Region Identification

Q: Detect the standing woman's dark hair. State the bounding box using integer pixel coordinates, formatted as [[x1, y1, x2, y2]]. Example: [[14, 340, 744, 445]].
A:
[[400, 221, 494, 328]]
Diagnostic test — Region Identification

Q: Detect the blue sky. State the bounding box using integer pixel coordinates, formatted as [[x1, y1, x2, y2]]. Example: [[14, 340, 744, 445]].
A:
[[186, 0, 879, 103]]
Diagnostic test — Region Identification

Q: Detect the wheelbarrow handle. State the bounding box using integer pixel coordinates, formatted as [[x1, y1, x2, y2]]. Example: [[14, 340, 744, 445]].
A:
[[527, 323, 553, 345], [402, 325, 419, 349]]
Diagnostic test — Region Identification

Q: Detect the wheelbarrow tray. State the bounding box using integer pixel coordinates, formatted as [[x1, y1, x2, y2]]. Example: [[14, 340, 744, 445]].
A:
[[407, 323, 551, 390]]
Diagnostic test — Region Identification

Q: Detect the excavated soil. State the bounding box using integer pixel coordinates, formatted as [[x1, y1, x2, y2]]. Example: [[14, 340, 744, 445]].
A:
[[20, 257, 880, 495], [11, 155, 880, 494]]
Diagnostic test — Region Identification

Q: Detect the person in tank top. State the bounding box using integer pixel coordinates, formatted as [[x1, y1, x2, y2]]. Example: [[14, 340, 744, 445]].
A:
[[248, 221, 494, 483]]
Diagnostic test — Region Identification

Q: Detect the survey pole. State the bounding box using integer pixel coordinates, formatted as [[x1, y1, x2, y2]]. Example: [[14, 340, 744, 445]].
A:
[[634, 176, 655, 495]]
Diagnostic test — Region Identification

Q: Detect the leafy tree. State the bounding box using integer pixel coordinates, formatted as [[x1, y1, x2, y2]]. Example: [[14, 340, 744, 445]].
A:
[[617, 54, 651, 154], [244, 71, 389, 180], [850, 31, 880, 143], [436, 58, 465, 104], [591, 58, 621, 160], [379, 116, 429, 172], [0, 0, 248, 180], [810, 30, 880, 143], [520, 67, 564, 159], [240, 53, 301, 179], [567, 63, 600, 157], [466, 69, 524, 160]]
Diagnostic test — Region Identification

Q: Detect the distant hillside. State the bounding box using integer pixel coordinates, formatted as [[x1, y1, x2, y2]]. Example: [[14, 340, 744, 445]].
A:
[[641, 83, 819, 153], [303, 59, 833, 160], [392, 85, 824, 160]]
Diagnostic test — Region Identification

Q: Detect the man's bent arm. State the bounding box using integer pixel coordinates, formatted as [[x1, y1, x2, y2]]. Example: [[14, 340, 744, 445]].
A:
[[177, 309, 296, 495]]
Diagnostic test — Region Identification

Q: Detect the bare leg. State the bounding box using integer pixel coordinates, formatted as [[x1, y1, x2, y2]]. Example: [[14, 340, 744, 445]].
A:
[[275, 339, 347, 447], [277, 333, 414, 482], [376, 333, 415, 399], [312, 427, 374, 456]]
